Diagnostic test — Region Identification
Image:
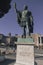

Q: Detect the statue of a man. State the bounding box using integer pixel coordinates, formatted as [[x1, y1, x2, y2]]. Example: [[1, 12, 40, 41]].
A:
[[14, 3, 34, 37]]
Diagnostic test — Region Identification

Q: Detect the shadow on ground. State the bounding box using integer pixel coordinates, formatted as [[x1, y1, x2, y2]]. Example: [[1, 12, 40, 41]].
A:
[[0, 58, 16, 65], [35, 62, 37, 65], [35, 55, 43, 60]]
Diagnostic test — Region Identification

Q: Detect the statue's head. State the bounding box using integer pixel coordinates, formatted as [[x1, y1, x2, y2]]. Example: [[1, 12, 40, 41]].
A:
[[24, 5, 28, 10]]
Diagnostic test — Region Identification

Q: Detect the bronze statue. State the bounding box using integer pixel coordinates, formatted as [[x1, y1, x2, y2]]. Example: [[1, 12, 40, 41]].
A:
[[14, 3, 34, 37]]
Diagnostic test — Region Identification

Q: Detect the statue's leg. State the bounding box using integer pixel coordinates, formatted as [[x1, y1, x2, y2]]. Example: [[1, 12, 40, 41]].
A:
[[29, 28, 31, 36], [26, 22, 29, 36], [23, 27, 26, 38]]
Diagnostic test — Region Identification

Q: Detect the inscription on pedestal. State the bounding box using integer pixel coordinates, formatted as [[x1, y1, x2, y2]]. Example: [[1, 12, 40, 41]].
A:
[[16, 45, 34, 65]]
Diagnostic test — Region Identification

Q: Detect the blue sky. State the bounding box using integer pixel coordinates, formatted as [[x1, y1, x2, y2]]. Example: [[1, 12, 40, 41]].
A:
[[0, 0, 43, 36]]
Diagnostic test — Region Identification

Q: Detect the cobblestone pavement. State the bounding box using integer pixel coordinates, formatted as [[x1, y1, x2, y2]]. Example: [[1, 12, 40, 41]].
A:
[[0, 54, 16, 65], [0, 53, 43, 65], [0, 48, 43, 65], [35, 53, 43, 65], [35, 48, 43, 65]]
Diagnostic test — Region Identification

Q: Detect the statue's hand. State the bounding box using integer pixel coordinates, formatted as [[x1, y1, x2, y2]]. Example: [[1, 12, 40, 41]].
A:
[[14, 3, 16, 9]]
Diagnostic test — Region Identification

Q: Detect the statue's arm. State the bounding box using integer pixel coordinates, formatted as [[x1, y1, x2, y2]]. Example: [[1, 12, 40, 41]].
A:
[[14, 3, 18, 13], [14, 3, 21, 24]]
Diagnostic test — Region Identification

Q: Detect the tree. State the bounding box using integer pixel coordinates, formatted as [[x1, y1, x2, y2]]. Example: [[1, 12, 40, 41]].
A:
[[0, 0, 12, 18]]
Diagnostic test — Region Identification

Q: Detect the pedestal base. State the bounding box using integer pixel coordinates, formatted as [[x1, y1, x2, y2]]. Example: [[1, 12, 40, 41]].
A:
[[14, 37, 34, 65]]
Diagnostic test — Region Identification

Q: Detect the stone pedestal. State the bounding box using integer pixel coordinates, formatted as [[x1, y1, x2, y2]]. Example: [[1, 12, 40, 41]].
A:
[[14, 37, 34, 65]]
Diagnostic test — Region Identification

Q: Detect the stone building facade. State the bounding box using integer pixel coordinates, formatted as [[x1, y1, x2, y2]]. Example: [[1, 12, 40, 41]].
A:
[[0, 33, 17, 46], [0, 33, 43, 48], [31, 33, 43, 47]]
